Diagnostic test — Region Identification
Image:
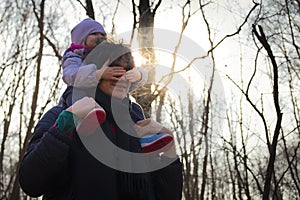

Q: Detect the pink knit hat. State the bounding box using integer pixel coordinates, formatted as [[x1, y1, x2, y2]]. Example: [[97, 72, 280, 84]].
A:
[[71, 18, 106, 46]]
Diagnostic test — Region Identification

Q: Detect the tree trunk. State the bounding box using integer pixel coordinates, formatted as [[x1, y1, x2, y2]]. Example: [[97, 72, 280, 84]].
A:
[[132, 0, 162, 118], [253, 25, 283, 200]]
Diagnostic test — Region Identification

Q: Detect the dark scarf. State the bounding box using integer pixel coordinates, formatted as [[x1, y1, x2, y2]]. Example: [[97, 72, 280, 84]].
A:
[[95, 89, 155, 200]]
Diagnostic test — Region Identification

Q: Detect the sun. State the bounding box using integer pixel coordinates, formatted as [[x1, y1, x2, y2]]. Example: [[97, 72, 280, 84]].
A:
[[132, 49, 206, 104]]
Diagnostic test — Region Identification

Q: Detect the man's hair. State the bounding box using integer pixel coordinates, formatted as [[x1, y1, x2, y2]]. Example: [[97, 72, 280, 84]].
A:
[[83, 41, 135, 70]]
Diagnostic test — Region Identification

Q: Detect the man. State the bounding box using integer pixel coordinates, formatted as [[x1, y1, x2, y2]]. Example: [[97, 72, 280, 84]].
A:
[[19, 42, 183, 199]]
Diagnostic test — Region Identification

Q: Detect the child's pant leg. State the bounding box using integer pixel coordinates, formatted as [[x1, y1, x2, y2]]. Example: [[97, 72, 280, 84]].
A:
[[70, 87, 97, 106], [60, 86, 97, 107]]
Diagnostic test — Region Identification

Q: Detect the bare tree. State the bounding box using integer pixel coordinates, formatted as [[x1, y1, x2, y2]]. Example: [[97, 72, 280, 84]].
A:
[[0, 0, 66, 198], [154, 0, 259, 199], [252, 24, 283, 200], [2, 0, 300, 199], [130, 0, 162, 118]]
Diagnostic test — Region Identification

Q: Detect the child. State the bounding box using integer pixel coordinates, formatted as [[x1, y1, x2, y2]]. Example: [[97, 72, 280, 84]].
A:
[[61, 18, 147, 133], [60, 18, 173, 153]]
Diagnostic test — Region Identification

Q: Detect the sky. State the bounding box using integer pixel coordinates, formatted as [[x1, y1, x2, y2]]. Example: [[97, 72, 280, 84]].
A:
[[43, 0, 274, 143], [57, 0, 268, 126]]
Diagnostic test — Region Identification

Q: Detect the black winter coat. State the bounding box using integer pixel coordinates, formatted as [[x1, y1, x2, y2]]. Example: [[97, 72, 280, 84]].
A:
[[19, 91, 183, 200]]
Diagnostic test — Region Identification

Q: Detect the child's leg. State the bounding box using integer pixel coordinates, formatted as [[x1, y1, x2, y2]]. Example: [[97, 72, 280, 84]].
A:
[[72, 87, 90, 104], [58, 86, 74, 107], [58, 86, 91, 107], [140, 133, 174, 154], [134, 118, 174, 154], [65, 87, 106, 135], [130, 107, 174, 154], [76, 107, 106, 134]]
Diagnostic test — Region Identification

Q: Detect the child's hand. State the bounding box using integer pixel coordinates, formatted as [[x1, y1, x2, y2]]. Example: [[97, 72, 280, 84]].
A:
[[97, 67, 126, 81], [96, 60, 126, 81], [125, 68, 142, 83]]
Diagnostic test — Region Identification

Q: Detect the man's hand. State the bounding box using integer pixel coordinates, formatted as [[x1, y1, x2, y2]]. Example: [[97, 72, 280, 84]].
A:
[[135, 119, 177, 158], [134, 118, 164, 138]]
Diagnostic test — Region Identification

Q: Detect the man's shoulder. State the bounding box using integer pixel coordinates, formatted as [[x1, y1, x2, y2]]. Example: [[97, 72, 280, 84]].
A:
[[36, 106, 65, 130], [45, 105, 65, 117], [131, 101, 140, 107], [130, 101, 145, 121], [131, 101, 143, 111]]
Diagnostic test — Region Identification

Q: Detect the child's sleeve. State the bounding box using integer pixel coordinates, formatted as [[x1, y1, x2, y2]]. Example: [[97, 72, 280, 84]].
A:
[[129, 67, 148, 92], [62, 50, 99, 88]]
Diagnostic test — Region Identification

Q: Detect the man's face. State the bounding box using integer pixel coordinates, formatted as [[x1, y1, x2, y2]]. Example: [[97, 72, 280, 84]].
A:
[[99, 55, 131, 99]]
